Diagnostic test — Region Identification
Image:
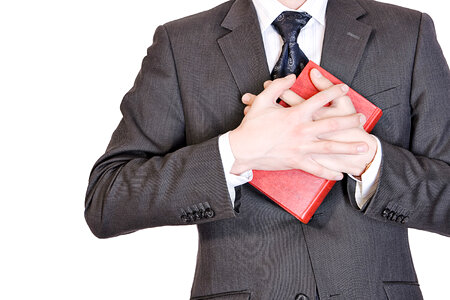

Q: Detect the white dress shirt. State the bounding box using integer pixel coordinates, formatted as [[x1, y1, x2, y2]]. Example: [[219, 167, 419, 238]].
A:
[[218, 0, 382, 209]]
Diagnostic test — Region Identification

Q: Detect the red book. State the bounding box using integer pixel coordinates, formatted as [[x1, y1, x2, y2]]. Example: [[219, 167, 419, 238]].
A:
[[249, 61, 382, 223]]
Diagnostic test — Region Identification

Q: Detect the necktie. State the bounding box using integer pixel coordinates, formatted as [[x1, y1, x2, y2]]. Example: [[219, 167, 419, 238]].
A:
[[271, 11, 312, 80]]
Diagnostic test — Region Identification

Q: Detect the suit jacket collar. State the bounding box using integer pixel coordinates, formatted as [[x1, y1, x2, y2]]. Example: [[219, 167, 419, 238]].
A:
[[321, 0, 372, 85], [218, 0, 271, 96], [252, 0, 328, 32], [218, 0, 372, 95]]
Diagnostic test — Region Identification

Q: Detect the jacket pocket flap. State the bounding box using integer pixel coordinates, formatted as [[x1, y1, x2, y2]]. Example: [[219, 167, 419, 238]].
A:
[[366, 85, 401, 111], [383, 282, 423, 300], [191, 290, 251, 300]]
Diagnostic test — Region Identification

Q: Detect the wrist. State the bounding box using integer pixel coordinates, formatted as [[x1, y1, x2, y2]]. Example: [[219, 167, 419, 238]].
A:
[[355, 135, 378, 178], [229, 128, 252, 174]]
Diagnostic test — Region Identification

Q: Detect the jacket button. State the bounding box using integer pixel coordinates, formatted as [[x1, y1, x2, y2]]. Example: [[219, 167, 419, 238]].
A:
[[295, 293, 309, 300], [204, 208, 215, 218], [186, 212, 195, 222], [382, 208, 390, 218], [388, 211, 396, 221], [193, 211, 201, 220], [401, 216, 409, 224]]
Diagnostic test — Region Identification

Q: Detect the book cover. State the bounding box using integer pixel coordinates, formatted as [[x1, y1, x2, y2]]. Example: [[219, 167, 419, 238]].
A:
[[249, 61, 382, 223]]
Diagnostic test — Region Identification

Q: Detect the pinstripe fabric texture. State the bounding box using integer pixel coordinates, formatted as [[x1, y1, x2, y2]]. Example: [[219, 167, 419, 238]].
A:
[[85, 0, 450, 299]]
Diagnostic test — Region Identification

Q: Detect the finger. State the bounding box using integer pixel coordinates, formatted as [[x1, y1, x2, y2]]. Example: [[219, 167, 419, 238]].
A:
[[263, 80, 273, 89], [317, 127, 366, 141], [244, 105, 251, 115], [309, 113, 366, 136], [258, 74, 296, 104], [310, 69, 356, 118], [328, 95, 356, 114], [312, 107, 332, 121], [296, 83, 349, 116], [310, 68, 334, 91], [311, 154, 365, 176], [241, 93, 256, 105], [301, 158, 344, 181], [279, 89, 305, 106], [305, 140, 369, 155], [330, 95, 353, 108], [313, 96, 355, 120]]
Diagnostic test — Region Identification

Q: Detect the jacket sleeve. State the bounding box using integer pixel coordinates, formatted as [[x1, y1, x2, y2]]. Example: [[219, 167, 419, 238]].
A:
[[347, 13, 450, 236], [84, 25, 237, 238]]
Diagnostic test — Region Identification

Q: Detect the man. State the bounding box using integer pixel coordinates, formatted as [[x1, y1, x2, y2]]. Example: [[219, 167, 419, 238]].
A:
[[85, 0, 449, 298]]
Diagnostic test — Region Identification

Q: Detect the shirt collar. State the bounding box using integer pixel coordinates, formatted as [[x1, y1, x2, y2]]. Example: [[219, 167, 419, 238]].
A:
[[252, 0, 328, 32]]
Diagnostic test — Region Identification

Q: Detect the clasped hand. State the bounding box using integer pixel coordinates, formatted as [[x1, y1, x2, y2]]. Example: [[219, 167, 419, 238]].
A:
[[229, 69, 377, 181]]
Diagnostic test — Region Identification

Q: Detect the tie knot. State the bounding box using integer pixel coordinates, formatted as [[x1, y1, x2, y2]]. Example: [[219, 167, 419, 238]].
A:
[[272, 11, 312, 43]]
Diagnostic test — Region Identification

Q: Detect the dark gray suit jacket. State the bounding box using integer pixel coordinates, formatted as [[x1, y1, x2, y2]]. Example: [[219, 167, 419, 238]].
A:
[[85, 0, 450, 299]]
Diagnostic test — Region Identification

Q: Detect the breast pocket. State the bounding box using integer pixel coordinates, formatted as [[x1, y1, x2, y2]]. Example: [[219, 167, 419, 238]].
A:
[[383, 281, 423, 300], [366, 85, 411, 145], [191, 290, 251, 300], [365, 84, 401, 111]]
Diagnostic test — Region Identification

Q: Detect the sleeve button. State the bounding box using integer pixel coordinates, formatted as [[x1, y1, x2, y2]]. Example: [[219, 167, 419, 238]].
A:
[[193, 211, 201, 220], [388, 211, 397, 221], [204, 208, 215, 218], [382, 208, 390, 218], [186, 213, 195, 222], [181, 214, 190, 223], [295, 293, 309, 300]]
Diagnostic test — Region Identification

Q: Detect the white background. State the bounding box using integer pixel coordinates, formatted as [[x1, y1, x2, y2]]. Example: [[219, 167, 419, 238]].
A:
[[0, 0, 448, 299]]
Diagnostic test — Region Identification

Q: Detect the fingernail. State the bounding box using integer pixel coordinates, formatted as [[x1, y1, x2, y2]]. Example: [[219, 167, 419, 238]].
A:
[[341, 84, 349, 92], [242, 94, 250, 103], [287, 74, 296, 80], [311, 68, 322, 78], [359, 114, 366, 125], [357, 144, 368, 153]]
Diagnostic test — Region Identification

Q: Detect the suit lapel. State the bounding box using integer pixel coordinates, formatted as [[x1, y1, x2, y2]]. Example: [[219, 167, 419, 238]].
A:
[[218, 0, 271, 95], [321, 0, 372, 85], [218, 0, 372, 93]]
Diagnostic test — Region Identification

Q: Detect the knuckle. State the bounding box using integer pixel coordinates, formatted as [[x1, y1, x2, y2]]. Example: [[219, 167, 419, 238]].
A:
[[272, 77, 284, 84], [312, 107, 327, 120], [341, 96, 355, 111], [342, 115, 359, 129], [326, 118, 340, 131], [353, 114, 363, 126], [341, 95, 351, 103], [321, 141, 333, 153], [314, 167, 327, 179], [331, 84, 344, 95], [349, 166, 362, 176], [312, 111, 321, 120], [297, 124, 311, 136]]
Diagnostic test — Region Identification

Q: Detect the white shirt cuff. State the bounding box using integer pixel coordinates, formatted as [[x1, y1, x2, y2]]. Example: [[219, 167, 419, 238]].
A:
[[348, 136, 382, 209], [218, 132, 253, 207]]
